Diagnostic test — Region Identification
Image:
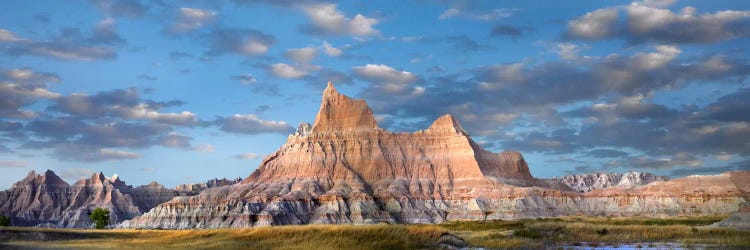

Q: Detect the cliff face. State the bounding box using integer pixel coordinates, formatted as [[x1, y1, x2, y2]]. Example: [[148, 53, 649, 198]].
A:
[[549, 171, 669, 192], [0, 171, 237, 228], [121, 83, 749, 229]]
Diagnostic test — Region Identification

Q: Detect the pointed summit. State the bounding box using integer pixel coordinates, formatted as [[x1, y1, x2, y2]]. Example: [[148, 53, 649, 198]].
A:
[[427, 114, 466, 134], [311, 81, 379, 133]]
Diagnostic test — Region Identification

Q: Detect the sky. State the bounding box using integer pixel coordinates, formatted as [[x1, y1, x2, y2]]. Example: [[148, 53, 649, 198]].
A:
[[1, 0, 749, 189]]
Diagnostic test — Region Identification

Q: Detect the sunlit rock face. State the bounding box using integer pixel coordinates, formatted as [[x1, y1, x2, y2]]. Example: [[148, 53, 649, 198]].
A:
[[0, 171, 238, 228], [120, 82, 749, 229], [548, 171, 669, 193]]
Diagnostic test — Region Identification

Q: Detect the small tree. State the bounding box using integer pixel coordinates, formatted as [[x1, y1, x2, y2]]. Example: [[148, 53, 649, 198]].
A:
[[0, 215, 10, 226], [89, 208, 110, 229]]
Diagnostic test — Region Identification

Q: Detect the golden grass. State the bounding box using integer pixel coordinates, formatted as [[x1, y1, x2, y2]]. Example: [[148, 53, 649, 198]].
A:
[[1, 224, 448, 250], [1, 216, 748, 249]]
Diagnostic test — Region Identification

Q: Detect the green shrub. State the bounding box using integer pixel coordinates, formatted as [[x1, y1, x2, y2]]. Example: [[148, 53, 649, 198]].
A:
[[596, 228, 609, 236], [89, 208, 110, 229], [0, 215, 10, 226]]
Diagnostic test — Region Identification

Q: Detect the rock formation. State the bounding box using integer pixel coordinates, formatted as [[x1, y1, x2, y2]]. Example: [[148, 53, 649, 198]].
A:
[[0, 170, 238, 228], [174, 178, 242, 193], [120, 82, 750, 229], [547, 171, 669, 192]]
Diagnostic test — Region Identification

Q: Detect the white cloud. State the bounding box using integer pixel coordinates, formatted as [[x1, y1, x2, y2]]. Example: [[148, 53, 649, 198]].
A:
[[352, 64, 417, 84], [193, 143, 215, 153], [270, 63, 310, 79], [632, 45, 681, 70], [219, 114, 292, 134], [285, 47, 317, 63], [303, 3, 379, 37], [169, 7, 217, 34], [234, 152, 263, 159], [240, 40, 270, 55], [567, 3, 750, 44], [98, 148, 142, 160], [322, 41, 342, 56], [567, 8, 619, 39], [556, 43, 581, 61], [0, 29, 24, 42], [121, 104, 197, 125], [439, 7, 515, 21], [353, 64, 422, 96]]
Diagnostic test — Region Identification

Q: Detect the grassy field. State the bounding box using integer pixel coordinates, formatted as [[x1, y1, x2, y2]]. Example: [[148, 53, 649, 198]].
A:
[[1, 216, 749, 249]]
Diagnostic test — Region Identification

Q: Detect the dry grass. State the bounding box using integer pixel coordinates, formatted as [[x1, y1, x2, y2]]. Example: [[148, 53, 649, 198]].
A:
[[0, 224, 448, 250], [1, 216, 748, 249], [438, 216, 750, 249]]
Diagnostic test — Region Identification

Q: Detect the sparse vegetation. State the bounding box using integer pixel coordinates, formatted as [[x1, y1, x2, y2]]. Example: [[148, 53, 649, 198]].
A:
[[89, 208, 110, 229], [1, 216, 748, 249]]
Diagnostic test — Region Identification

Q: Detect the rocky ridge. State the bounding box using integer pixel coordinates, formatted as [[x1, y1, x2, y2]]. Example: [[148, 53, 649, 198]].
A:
[[547, 171, 669, 192], [0, 170, 237, 228], [120, 83, 750, 229]]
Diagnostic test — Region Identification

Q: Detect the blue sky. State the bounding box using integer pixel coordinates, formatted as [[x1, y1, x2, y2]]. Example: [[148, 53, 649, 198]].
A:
[[1, 0, 749, 189]]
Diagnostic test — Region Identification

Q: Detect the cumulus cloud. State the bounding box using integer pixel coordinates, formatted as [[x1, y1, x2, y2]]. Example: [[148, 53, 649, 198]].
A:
[[0, 83, 208, 162], [565, 3, 750, 44], [49, 88, 198, 126], [205, 29, 275, 56], [1, 19, 125, 60], [352, 45, 750, 170], [167, 7, 217, 34], [322, 41, 342, 56], [284, 47, 317, 63], [156, 132, 193, 148], [266, 46, 324, 79], [217, 114, 293, 135], [566, 8, 619, 40], [0, 68, 61, 118], [301, 3, 379, 37], [353, 64, 421, 95], [269, 63, 311, 79]]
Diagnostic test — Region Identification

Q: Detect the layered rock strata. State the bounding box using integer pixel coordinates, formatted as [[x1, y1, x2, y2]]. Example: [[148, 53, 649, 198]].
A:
[[121, 83, 750, 229], [0, 171, 237, 227], [547, 171, 669, 192]]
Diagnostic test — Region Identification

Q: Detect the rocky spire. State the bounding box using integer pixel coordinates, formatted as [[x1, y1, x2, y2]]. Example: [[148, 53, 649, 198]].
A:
[[311, 81, 380, 133], [427, 114, 466, 134]]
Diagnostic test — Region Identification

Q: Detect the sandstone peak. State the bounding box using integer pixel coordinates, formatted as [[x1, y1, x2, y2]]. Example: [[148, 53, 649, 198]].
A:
[[427, 114, 466, 134], [311, 82, 380, 133]]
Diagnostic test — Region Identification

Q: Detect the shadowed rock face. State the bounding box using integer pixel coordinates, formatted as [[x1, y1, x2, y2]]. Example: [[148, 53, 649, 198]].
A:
[[0, 171, 238, 228], [120, 83, 749, 229]]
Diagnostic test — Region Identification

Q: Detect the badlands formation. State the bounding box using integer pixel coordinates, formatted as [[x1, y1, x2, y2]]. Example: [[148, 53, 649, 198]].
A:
[[118, 83, 750, 229], [0, 170, 240, 227]]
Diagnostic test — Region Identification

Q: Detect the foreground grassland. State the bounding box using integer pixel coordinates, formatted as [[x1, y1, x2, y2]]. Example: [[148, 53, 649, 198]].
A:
[[1, 216, 749, 249]]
